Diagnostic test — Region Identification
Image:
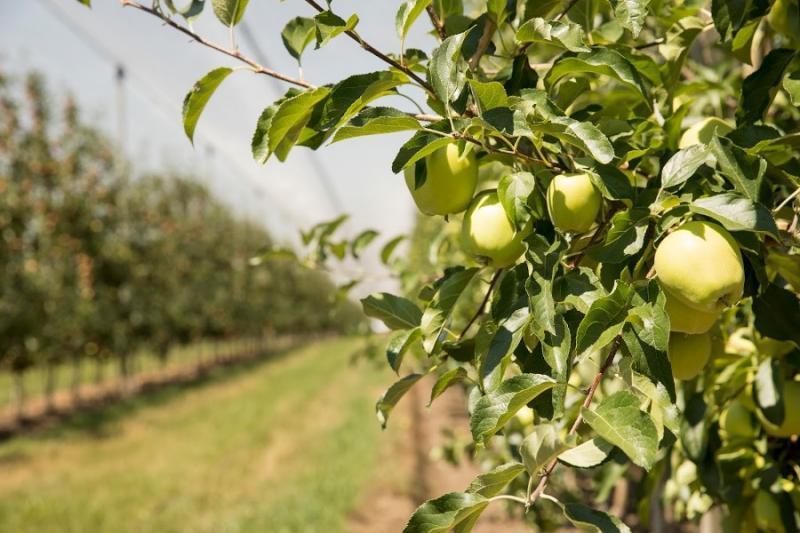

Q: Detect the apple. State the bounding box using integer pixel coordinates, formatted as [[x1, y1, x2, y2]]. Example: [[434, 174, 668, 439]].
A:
[[678, 117, 734, 148], [461, 190, 531, 267], [753, 491, 786, 533], [404, 143, 478, 216], [762, 380, 800, 438], [668, 331, 711, 380], [720, 399, 758, 440], [654, 221, 744, 313], [768, 0, 800, 40], [546, 173, 602, 233], [663, 286, 720, 334]]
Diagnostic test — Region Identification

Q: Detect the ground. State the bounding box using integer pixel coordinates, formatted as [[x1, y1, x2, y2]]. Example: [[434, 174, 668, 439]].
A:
[[0, 337, 529, 532]]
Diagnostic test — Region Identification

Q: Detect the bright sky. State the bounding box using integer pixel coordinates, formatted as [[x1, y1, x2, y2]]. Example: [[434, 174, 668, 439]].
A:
[[0, 0, 436, 260]]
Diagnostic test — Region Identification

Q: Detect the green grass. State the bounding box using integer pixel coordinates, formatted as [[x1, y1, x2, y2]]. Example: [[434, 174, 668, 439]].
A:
[[0, 337, 393, 533]]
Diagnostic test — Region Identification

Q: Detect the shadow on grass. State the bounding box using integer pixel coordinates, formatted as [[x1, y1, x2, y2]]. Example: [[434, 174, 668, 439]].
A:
[[7, 345, 299, 444]]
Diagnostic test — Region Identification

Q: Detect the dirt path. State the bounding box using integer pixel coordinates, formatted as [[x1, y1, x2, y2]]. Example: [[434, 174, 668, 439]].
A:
[[347, 377, 530, 533]]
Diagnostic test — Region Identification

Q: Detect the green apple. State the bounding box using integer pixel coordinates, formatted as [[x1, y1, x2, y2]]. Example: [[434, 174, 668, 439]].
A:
[[461, 190, 531, 267], [678, 117, 734, 148], [753, 491, 786, 533], [654, 221, 744, 313], [768, 0, 800, 40], [404, 143, 478, 216], [663, 286, 720, 334], [720, 399, 758, 440], [546, 173, 602, 233], [762, 381, 800, 438], [668, 331, 711, 380]]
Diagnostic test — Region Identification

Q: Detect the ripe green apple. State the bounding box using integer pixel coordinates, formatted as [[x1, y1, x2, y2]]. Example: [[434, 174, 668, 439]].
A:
[[768, 0, 800, 40], [404, 143, 478, 216], [546, 173, 602, 233], [678, 117, 734, 149], [654, 221, 744, 313], [720, 399, 758, 440], [762, 381, 800, 438], [668, 331, 711, 380], [753, 491, 786, 533], [663, 286, 720, 334], [461, 190, 531, 267]]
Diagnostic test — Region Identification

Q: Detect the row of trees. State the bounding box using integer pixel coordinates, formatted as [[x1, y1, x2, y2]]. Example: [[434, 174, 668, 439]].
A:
[[0, 71, 362, 411]]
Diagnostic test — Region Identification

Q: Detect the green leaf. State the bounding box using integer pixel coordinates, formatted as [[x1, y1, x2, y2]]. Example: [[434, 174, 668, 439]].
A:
[[163, 0, 205, 21], [421, 267, 479, 353], [541, 314, 573, 417], [256, 87, 331, 162], [689, 193, 779, 237], [516, 18, 590, 52], [622, 326, 675, 403], [392, 120, 457, 173], [680, 392, 707, 461], [660, 145, 712, 189], [468, 80, 508, 112], [755, 357, 785, 426], [429, 367, 468, 405], [428, 29, 471, 106], [581, 391, 658, 469], [350, 229, 379, 258], [753, 284, 800, 346], [710, 136, 766, 202], [470, 374, 556, 443], [386, 328, 421, 373], [554, 267, 608, 314], [281, 17, 316, 63], [403, 492, 489, 533], [609, 0, 652, 37], [318, 71, 409, 132], [333, 107, 421, 143], [592, 165, 634, 200], [361, 292, 423, 330], [396, 0, 433, 41], [712, 0, 769, 40], [784, 68, 800, 106], [632, 373, 681, 436], [544, 48, 650, 105], [381, 235, 406, 264], [521, 423, 576, 476], [75, 0, 91, 6], [480, 308, 530, 390], [465, 463, 525, 497], [575, 281, 634, 355], [589, 208, 649, 264], [497, 172, 535, 232], [534, 117, 616, 164], [376, 373, 424, 428], [562, 503, 632, 533], [182, 67, 234, 144], [660, 17, 706, 87], [314, 11, 359, 49], [737, 48, 796, 125], [211, 0, 248, 26], [558, 437, 614, 468]]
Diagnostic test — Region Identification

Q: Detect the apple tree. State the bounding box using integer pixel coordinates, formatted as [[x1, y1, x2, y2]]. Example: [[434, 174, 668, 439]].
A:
[[84, 0, 800, 530]]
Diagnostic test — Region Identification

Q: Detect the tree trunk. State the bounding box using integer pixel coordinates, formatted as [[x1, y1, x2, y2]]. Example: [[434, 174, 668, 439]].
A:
[[44, 360, 57, 414], [12, 371, 26, 423], [71, 355, 82, 405]]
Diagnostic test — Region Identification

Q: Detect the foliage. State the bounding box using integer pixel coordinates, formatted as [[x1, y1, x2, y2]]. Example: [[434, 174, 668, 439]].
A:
[[86, 0, 800, 530], [0, 71, 361, 386]]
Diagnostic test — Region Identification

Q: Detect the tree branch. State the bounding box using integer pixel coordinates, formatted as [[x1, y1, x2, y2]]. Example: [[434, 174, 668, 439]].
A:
[[468, 20, 496, 71], [459, 268, 504, 340], [119, 0, 314, 89], [426, 5, 447, 40], [527, 335, 623, 508], [303, 0, 435, 94]]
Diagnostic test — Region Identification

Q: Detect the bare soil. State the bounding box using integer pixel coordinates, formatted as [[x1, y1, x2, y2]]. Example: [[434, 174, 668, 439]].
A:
[[347, 377, 530, 533]]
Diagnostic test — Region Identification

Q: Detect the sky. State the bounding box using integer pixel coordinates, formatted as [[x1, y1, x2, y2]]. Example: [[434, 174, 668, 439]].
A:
[[0, 0, 437, 289]]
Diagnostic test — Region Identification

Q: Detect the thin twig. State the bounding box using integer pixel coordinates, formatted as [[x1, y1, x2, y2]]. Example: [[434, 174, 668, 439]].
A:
[[556, 0, 580, 21], [491, 494, 529, 506], [635, 38, 665, 50], [468, 20, 496, 71], [774, 186, 800, 213], [120, 0, 314, 89], [426, 5, 447, 40], [459, 268, 504, 340], [527, 335, 623, 508], [303, 0, 435, 94]]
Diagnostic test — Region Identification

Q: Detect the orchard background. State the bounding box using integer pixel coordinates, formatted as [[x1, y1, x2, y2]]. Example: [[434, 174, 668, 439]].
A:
[[2, 0, 800, 531]]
